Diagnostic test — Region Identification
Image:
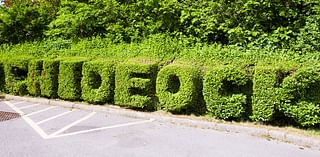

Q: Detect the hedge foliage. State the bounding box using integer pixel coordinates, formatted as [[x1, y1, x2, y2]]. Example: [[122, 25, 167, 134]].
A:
[[114, 61, 158, 110], [203, 66, 252, 120], [1, 56, 320, 128], [4, 58, 29, 95], [81, 60, 115, 104], [279, 66, 320, 127], [58, 58, 86, 100], [40, 59, 60, 98], [156, 64, 202, 113], [251, 66, 281, 122]]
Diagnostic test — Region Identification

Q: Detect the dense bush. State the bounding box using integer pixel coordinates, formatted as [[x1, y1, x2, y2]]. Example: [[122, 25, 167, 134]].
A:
[[40, 59, 60, 98], [279, 66, 320, 127], [0, 1, 57, 44], [81, 60, 115, 104], [4, 58, 30, 95], [27, 59, 42, 96], [156, 64, 203, 113], [58, 58, 86, 100], [114, 61, 158, 110], [203, 66, 252, 120]]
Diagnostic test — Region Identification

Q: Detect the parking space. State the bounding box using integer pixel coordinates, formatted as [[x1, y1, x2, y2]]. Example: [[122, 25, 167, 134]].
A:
[[1, 100, 320, 157]]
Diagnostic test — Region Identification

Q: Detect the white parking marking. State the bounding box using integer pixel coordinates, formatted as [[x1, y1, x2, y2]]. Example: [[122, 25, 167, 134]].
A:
[[12, 101, 25, 105], [25, 106, 57, 117], [49, 118, 155, 139], [18, 104, 40, 110], [49, 112, 96, 137], [36, 110, 73, 125], [5, 101, 155, 139], [4, 101, 50, 139]]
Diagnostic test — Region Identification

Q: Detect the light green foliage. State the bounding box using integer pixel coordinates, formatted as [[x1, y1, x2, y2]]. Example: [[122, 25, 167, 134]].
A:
[[279, 66, 320, 127], [40, 59, 60, 98], [156, 64, 203, 113], [4, 58, 30, 95], [27, 59, 43, 96], [251, 66, 282, 122], [58, 58, 86, 100], [203, 66, 251, 120], [114, 61, 158, 110], [81, 60, 115, 104]]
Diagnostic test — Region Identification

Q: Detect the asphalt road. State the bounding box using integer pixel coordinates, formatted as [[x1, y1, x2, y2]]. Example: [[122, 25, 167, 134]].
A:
[[0, 100, 319, 157]]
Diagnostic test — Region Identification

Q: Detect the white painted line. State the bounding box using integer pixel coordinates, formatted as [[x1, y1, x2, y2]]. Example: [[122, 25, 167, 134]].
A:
[[49, 112, 96, 137], [36, 110, 73, 125], [49, 118, 155, 139], [18, 104, 40, 110], [12, 101, 26, 105], [25, 106, 57, 117], [4, 101, 49, 139]]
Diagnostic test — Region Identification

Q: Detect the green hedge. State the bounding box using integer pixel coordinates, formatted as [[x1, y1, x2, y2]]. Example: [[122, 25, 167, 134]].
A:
[[203, 66, 251, 120], [81, 60, 115, 104], [251, 66, 281, 122], [156, 64, 203, 113], [4, 58, 30, 95], [40, 59, 60, 98], [58, 58, 86, 100], [0, 62, 5, 92], [114, 61, 158, 110], [27, 59, 43, 96], [279, 66, 320, 127]]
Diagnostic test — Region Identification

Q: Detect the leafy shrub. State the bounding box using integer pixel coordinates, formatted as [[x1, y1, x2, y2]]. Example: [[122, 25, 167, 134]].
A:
[[156, 64, 203, 113], [203, 66, 252, 120], [4, 58, 30, 95], [40, 59, 60, 98], [114, 61, 158, 110], [27, 59, 43, 96], [279, 66, 320, 127], [251, 66, 288, 122], [81, 60, 115, 104], [58, 58, 86, 100]]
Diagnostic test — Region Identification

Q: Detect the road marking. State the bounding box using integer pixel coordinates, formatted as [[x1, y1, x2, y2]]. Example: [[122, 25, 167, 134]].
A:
[[49, 112, 96, 137], [4, 101, 49, 139], [49, 118, 155, 139], [36, 110, 73, 125], [12, 101, 26, 105], [18, 104, 40, 110], [25, 106, 57, 117]]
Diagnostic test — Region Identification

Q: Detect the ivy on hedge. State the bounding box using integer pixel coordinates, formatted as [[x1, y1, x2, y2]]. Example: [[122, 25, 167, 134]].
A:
[[203, 66, 252, 120], [4, 58, 29, 95], [156, 64, 202, 113], [81, 60, 115, 104], [278, 66, 320, 127], [114, 61, 158, 110], [58, 58, 86, 100]]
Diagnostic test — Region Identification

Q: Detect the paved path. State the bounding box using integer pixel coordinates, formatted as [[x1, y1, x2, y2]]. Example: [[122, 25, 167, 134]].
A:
[[0, 100, 319, 157]]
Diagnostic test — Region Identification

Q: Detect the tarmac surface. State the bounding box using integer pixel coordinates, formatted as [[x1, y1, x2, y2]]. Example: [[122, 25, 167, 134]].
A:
[[1, 100, 320, 157]]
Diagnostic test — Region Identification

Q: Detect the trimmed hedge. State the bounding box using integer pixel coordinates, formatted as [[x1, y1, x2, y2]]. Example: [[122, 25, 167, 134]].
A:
[[203, 66, 251, 120], [4, 58, 29, 95], [40, 59, 60, 98], [2, 56, 320, 128], [0, 63, 5, 92], [156, 64, 202, 113], [27, 59, 43, 96], [114, 62, 158, 110], [58, 58, 86, 100], [279, 66, 320, 127], [251, 66, 280, 122], [81, 60, 115, 104]]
